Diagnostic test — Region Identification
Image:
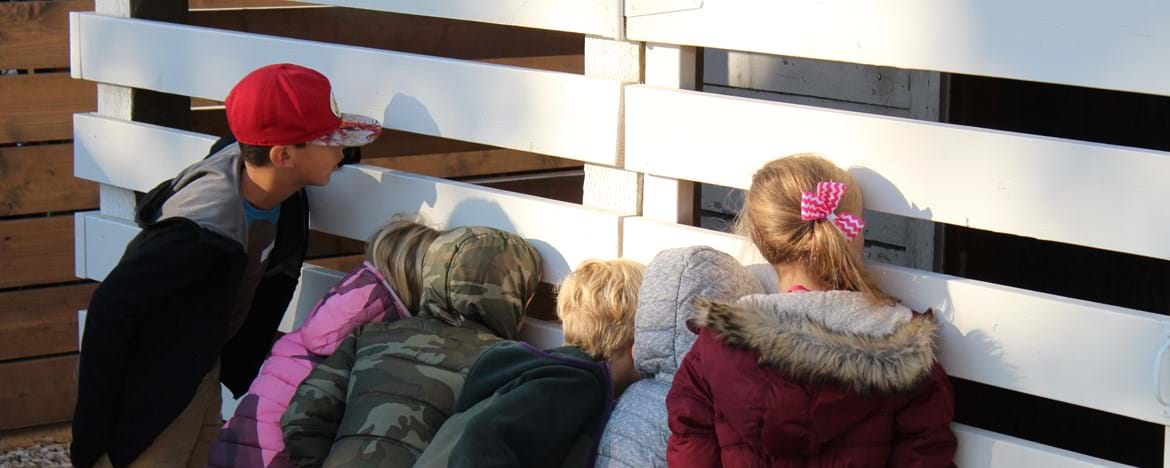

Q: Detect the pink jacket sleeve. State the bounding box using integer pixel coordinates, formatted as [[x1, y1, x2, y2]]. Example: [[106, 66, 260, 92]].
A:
[[666, 332, 723, 468], [300, 265, 391, 356], [889, 362, 958, 468]]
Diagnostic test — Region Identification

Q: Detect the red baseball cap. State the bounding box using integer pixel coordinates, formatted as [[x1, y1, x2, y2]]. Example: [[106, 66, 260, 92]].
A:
[[225, 63, 381, 147]]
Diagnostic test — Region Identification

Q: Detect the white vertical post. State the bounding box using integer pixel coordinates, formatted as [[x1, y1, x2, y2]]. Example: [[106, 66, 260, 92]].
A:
[[641, 43, 697, 224], [582, 35, 644, 216], [94, 0, 138, 220], [1164, 427, 1170, 468]]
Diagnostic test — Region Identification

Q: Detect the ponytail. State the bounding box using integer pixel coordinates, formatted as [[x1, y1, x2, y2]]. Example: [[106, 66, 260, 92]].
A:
[[737, 154, 895, 306]]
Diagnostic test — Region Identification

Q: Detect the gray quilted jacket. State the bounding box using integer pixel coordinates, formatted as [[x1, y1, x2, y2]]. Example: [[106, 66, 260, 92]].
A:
[[594, 246, 764, 468]]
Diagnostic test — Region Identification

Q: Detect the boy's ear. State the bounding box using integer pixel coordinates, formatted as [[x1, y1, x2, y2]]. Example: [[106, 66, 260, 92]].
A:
[[268, 145, 295, 168]]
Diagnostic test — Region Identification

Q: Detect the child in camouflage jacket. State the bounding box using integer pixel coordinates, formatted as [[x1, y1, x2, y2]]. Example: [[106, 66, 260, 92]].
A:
[[280, 226, 542, 467]]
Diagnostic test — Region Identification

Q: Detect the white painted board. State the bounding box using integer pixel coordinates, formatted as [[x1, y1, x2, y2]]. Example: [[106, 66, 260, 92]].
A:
[[283, 266, 564, 347], [74, 113, 217, 192], [625, 85, 1170, 260], [703, 49, 914, 109], [519, 318, 565, 349], [620, 217, 1170, 425], [626, 0, 1170, 97], [279, 265, 347, 333], [953, 423, 1133, 468], [75, 211, 140, 281], [72, 115, 623, 284], [307, 165, 621, 283], [293, 0, 622, 38], [70, 13, 622, 165]]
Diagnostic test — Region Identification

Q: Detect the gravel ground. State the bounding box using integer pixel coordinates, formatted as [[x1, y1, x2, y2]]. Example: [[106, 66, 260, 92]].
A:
[[0, 443, 71, 468]]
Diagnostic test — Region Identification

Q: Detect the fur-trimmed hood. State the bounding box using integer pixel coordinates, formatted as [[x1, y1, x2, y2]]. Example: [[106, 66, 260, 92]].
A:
[[693, 291, 938, 394]]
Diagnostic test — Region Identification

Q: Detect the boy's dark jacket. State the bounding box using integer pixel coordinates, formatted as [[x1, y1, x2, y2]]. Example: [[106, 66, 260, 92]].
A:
[[418, 341, 614, 468], [71, 138, 314, 468]]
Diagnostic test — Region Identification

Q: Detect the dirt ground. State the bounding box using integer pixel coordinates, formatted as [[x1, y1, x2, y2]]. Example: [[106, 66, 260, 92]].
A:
[[0, 424, 71, 468]]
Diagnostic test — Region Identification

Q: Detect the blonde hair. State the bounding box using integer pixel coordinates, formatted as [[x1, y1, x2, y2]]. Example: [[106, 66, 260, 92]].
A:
[[736, 154, 896, 306], [365, 216, 440, 313], [556, 259, 646, 361]]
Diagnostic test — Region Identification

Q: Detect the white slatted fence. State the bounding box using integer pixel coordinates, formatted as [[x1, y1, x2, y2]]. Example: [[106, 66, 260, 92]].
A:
[[70, 12, 622, 166], [67, 1, 1170, 465], [625, 85, 1170, 260], [72, 114, 622, 285], [625, 0, 1170, 97], [294, 0, 622, 38]]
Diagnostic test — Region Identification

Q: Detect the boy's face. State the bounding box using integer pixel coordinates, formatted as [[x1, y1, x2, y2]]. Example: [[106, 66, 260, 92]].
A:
[[284, 144, 344, 186]]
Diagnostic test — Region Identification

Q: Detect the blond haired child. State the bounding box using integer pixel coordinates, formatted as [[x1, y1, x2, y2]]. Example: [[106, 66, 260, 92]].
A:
[[558, 258, 646, 378], [416, 258, 646, 468], [667, 154, 957, 467], [210, 218, 438, 467]]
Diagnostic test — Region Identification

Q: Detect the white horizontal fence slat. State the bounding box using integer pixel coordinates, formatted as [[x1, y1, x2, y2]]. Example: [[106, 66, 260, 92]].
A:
[[293, 0, 622, 38], [620, 217, 1170, 426], [625, 85, 1170, 260], [74, 114, 219, 192], [285, 265, 564, 347], [72, 114, 621, 284], [279, 265, 346, 333], [953, 423, 1134, 468], [625, 0, 1170, 97], [75, 211, 142, 281], [69, 13, 622, 165], [305, 165, 621, 283]]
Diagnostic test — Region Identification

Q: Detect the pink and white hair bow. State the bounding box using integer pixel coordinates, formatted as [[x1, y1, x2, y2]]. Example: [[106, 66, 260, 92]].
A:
[[800, 181, 865, 240]]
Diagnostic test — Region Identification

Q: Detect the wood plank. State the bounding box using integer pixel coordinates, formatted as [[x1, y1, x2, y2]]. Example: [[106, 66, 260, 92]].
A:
[[189, 0, 304, 8], [480, 55, 584, 74], [0, 0, 94, 70], [703, 84, 910, 117], [0, 284, 95, 361], [703, 49, 913, 109], [304, 254, 364, 273], [626, 0, 1170, 97], [276, 0, 621, 38], [189, 7, 582, 61], [364, 150, 581, 179], [0, 144, 99, 216], [953, 423, 1132, 468], [0, 355, 78, 431], [478, 171, 584, 204], [76, 162, 620, 286], [625, 85, 1170, 260], [620, 217, 1170, 425], [71, 13, 621, 164], [278, 264, 345, 333], [75, 211, 139, 282], [0, 73, 95, 144], [0, 216, 77, 289], [281, 263, 564, 348], [73, 114, 218, 193], [304, 232, 363, 259], [307, 166, 618, 284], [91, 112, 581, 183]]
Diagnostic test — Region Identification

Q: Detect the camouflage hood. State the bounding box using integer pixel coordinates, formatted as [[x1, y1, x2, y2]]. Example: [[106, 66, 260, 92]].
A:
[[418, 226, 542, 340]]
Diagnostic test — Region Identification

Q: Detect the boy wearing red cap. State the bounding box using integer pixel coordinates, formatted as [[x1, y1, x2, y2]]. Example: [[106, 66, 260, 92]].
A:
[[71, 63, 381, 468]]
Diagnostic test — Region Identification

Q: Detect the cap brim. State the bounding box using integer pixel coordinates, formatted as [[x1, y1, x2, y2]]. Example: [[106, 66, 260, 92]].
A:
[[310, 113, 382, 147]]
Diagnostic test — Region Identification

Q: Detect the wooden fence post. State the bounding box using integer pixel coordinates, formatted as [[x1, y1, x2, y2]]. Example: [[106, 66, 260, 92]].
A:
[[582, 35, 643, 217], [93, 0, 189, 220]]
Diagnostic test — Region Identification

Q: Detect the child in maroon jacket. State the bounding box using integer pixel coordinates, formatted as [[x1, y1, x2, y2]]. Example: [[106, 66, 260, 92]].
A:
[[666, 154, 957, 468]]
